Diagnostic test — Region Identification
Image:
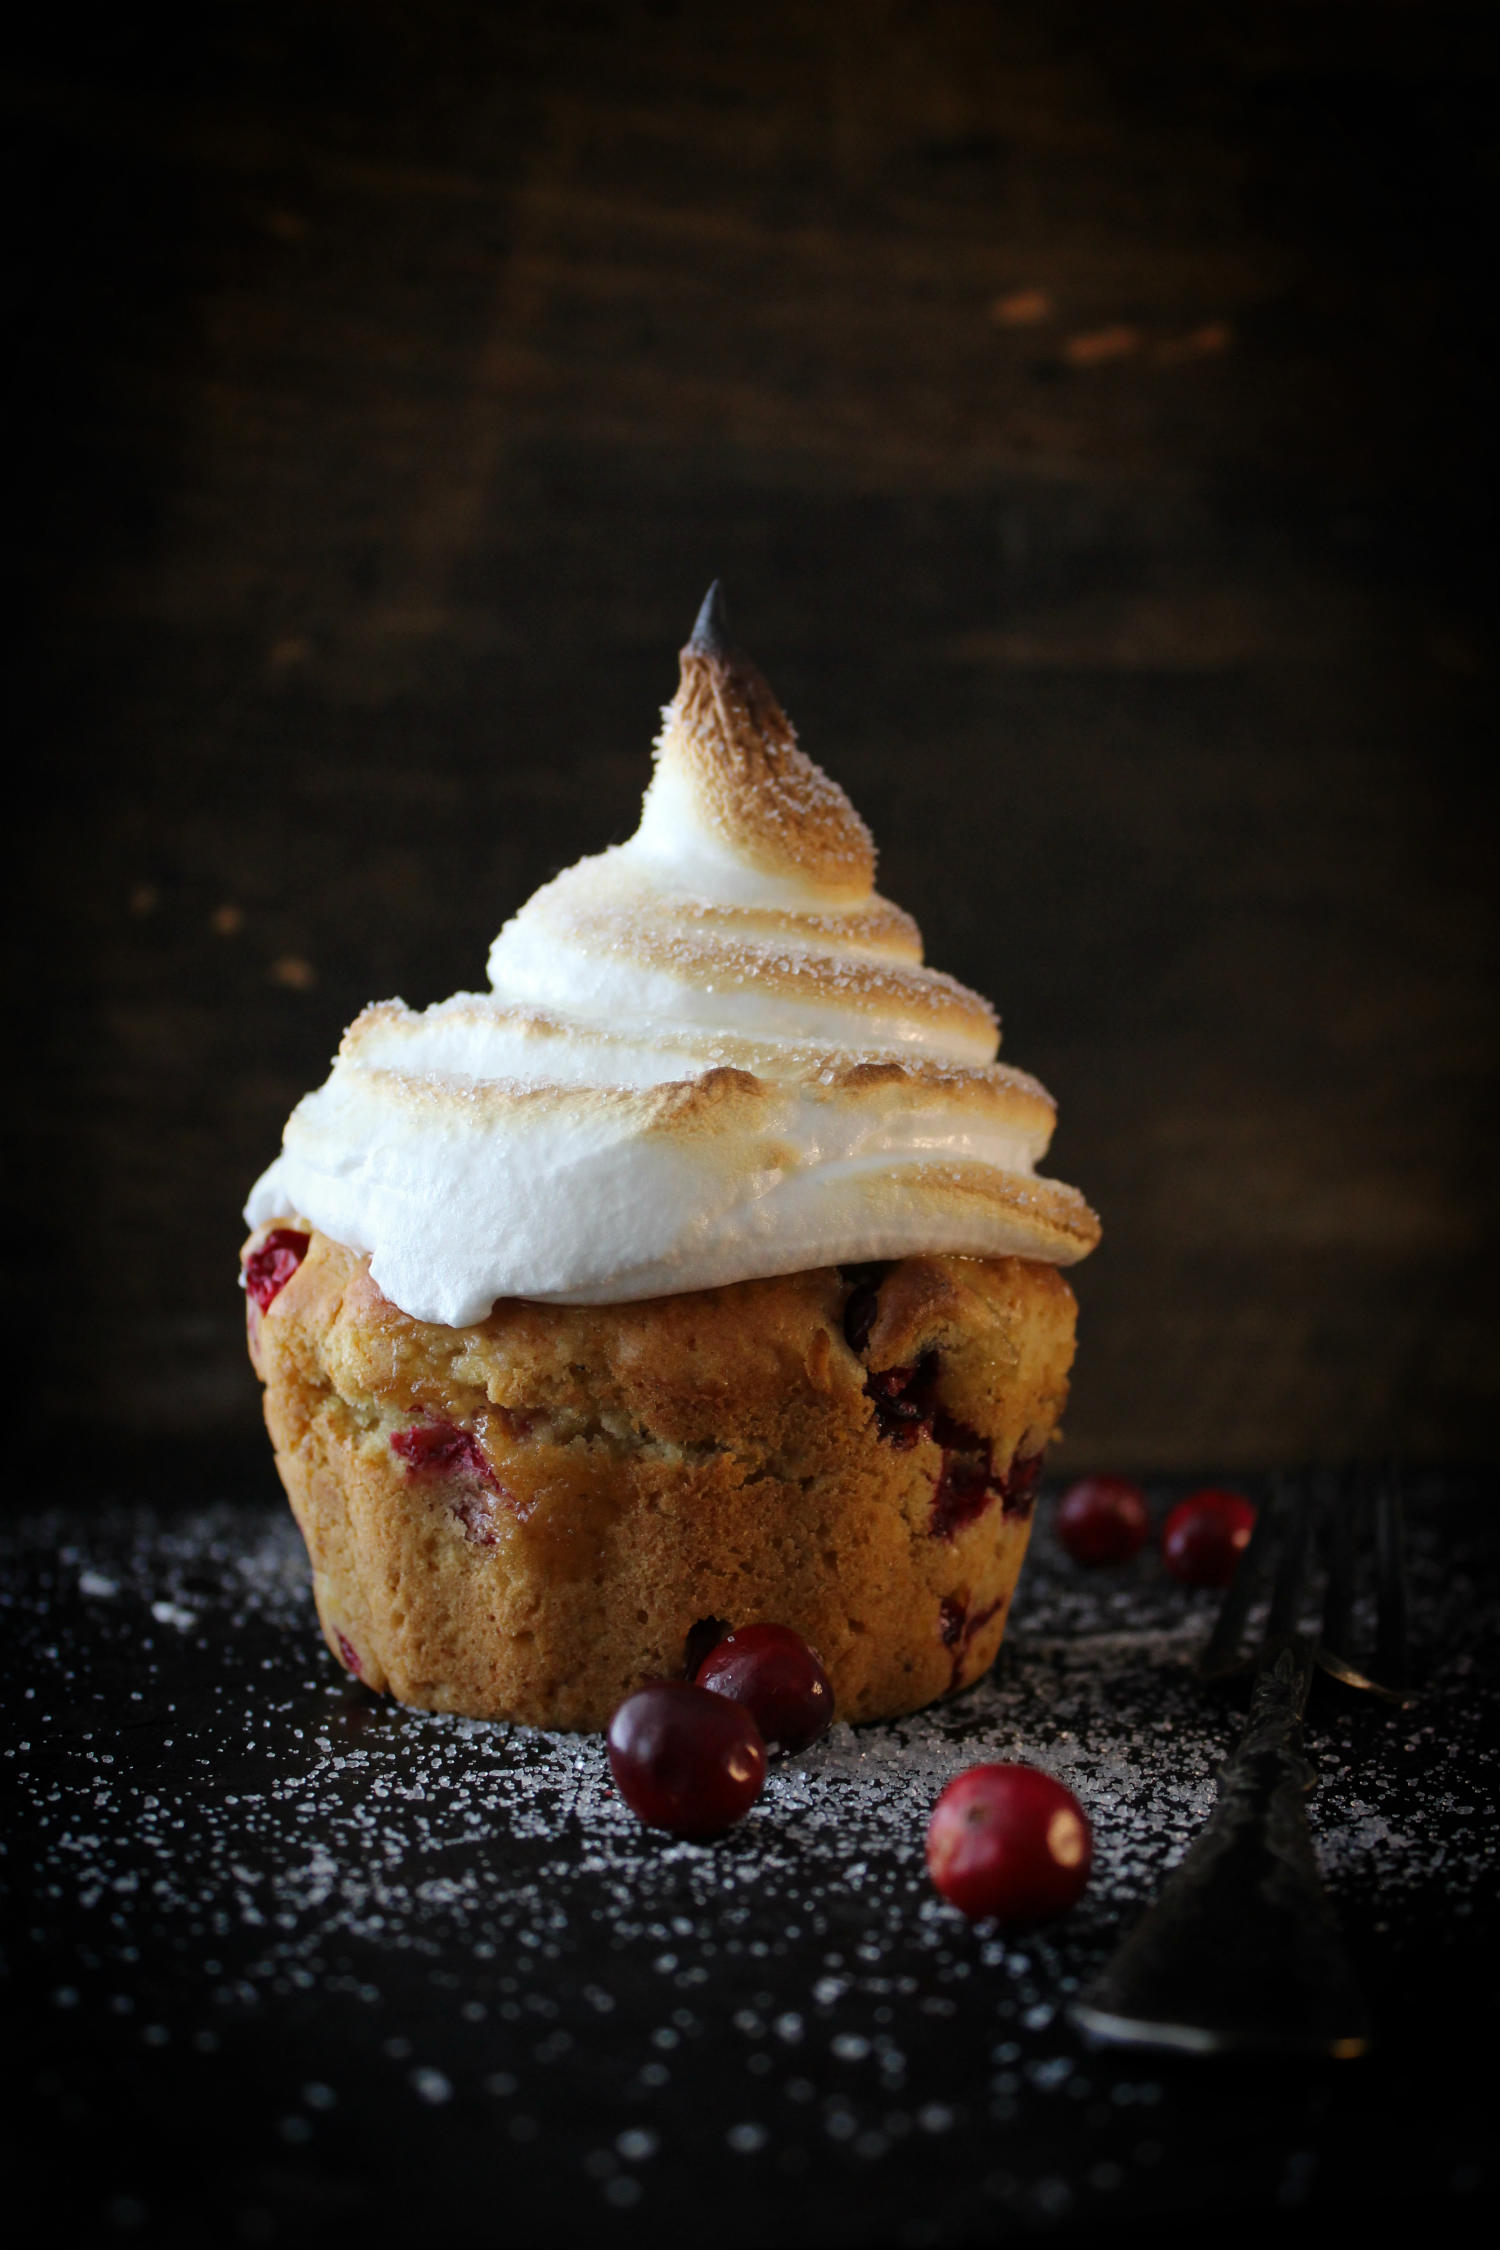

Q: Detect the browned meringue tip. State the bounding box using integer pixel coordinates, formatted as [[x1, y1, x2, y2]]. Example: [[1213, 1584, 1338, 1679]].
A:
[[685, 578, 736, 663], [664, 585, 876, 896], [677, 579, 792, 743]]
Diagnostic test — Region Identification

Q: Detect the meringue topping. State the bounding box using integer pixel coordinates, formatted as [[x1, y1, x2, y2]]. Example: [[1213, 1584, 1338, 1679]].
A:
[[245, 588, 1099, 1323]]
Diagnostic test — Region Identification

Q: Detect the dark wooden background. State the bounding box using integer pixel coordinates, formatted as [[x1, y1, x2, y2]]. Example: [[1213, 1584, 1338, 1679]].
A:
[[10, 1, 1496, 1478]]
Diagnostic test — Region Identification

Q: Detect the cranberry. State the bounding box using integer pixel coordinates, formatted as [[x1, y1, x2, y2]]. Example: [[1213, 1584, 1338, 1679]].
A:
[[1055, 1475, 1150, 1565], [859, 1337, 1042, 1538], [335, 1633, 362, 1677], [390, 1422, 494, 1485], [865, 1353, 940, 1448], [1006, 1451, 1043, 1516], [863, 1345, 1043, 1542], [930, 1448, 993, 1541], [938, 1592, 1005, 1688], [926, 1763, 1092, 1923], [695, 1623, 834, 1752], [391, 1422, 501, 1544], [243, 1228, 310, 1310], [607, 1683, 767, 1838], [1161, 1487, 1257, 1587], [930, 1435, 1041, 1541]]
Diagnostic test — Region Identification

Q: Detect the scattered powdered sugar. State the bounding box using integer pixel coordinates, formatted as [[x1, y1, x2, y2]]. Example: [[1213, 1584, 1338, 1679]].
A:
[[4, 1473, 1495, 2239]]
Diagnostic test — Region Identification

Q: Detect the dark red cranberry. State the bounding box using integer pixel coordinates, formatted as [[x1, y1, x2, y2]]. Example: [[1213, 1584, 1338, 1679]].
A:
[[866, 1352, 939, 1448], [391, 1423, 501, 1543], [926, 1763, 1092, 1923], [938, 1592, 1005, 1688], [930, 1449, 993, 1540], [1161, 1487, 1257, 1587], [243, 1228, 310, 1310], [1056, 1475, 1151, 1565], [695, 1623, 834, 1752], [446, 1491, 500, 1547], [864, 1350, 1042, 1541], [928, 1435, 1041, 1542], [998, 1451, 1043, 1519], [335, 1633, 362, 1677], [607, 1683, 767, 1838], [390, 1422, 494, 1485]]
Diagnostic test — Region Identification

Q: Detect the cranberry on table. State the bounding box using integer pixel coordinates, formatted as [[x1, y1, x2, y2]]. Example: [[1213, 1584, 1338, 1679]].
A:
[[695, 1622, 835, 1752], [926, 1763, 1092, 1923], [607, 1682, 767, 1838], [1055, 1475, 1150, 1565], [1162, 1487, 1257, 1587], [243, 1228, 310, 1310]]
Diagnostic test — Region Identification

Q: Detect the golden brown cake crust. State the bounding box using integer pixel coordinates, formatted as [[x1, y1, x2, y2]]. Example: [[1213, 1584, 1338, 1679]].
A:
[[245, 1229, 1078, 1730]]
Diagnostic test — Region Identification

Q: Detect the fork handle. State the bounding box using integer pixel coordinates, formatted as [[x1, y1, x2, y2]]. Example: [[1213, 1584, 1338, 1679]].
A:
[[1071, 1639, 1372, 2056]]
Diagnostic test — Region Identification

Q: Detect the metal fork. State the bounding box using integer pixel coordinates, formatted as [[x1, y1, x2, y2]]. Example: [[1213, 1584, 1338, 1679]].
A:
[[1070, 1466, 1412, 2058]]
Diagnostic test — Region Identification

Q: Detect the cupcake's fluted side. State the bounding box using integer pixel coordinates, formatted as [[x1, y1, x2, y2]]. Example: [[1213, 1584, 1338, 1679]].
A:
[[246, 1230, 1077, 1727], [246, 593, 1099, 1323]]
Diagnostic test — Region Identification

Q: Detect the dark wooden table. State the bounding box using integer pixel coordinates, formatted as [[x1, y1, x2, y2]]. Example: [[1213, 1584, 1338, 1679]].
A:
[[6, 1460, 1495, 2243]]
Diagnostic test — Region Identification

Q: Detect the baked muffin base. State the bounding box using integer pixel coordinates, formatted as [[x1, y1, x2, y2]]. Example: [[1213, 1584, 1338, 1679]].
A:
[[245, 1230, 1077, 1730]]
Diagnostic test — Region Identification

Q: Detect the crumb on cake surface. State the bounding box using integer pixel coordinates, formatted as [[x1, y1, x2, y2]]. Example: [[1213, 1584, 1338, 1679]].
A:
[[245, 1228, 1077, 1730]]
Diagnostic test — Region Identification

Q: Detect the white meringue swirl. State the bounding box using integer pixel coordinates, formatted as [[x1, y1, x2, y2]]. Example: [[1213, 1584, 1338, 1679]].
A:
[[246, 590, 1098, 1323]]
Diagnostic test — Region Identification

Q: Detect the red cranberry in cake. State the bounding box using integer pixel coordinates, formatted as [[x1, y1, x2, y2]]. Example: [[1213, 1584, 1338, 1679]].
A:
[[862, 1337, 1047, 1546], [926, 1763, 1092, 1923], [928, 1425, 1041, 1543], [607, 1683, 767, 1837], [865, 1353, 939, 1449], [243, 1228, 310, 1310], [390, 1422, 494, 1485], [1162, 1487, 1256, 1587], [930, 1449, 992, 1541], [695, 1623, 834, 1752], [997, 1451, 1043, 1519], [937, 1592, 1005, 1689], [335, 1633, 362, 1677], [390, 1421, 501, 1546], [939, 1595, 967, 1650], [1056, 1475, 1150, 1565]]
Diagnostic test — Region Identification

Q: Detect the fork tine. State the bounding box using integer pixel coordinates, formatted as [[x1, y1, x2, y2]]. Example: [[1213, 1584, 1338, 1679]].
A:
[[1199, 1477, 1280, 1678], [1320, 1464, 1360, 1665], [1315, 1460, 1413, 1702], [1265, 1471, 1315, 1641], [1374, 1462, 1410, 1695]]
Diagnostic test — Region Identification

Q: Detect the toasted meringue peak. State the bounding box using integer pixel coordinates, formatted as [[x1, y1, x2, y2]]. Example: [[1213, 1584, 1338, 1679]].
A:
[[684, 577, 735, 661], [647, 582, 876, 898], [247, 599, 1098, 1322]]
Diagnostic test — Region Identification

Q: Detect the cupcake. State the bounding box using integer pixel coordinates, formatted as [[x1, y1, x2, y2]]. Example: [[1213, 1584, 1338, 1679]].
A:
[[242, 587, 1099, 1729]]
